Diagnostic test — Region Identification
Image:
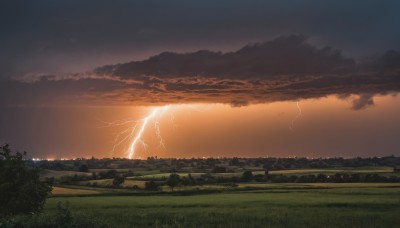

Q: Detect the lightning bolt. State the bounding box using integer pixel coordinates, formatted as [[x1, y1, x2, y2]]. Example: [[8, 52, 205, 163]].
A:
[[126, 106, 170, 159], [99, 103, 213, 159], [97, 106, 171, 159], [290, 101, 302, 130]]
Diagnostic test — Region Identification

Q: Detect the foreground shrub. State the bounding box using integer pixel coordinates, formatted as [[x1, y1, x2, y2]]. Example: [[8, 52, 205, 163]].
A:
[[0, 144, 52, 217]]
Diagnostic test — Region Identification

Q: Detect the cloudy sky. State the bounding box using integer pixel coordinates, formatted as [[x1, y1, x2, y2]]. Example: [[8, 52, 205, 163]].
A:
[[0, 0, 399, 158]]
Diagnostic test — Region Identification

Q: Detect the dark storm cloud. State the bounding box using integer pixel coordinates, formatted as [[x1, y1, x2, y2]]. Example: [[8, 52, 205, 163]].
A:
[[1, 36, 399, 109], [95, 35, 355, 78], [0, 75, 132, 106], [350, 94, 375, 110], [1, 0, 400, 77]]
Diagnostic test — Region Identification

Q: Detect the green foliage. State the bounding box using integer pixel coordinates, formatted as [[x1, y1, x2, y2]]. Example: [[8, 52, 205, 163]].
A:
[[241, 170, 253, 182], [112, 175, 125, 187], [0, 144, 52, 217], [166, 173, 181, 191], [36, 185, 400, 227], [144, 181, 161, 191], [55, 201, 73, 227], [98, 169, 117, 179]]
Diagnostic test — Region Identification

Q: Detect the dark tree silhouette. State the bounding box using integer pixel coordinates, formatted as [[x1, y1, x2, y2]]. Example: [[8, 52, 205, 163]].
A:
[[145, 181, 160, 191], [112, 175, 125, 187], [0, 144, 52, 216], [166, 173, 181, 191], [241, 170, 254, 182], [78, 164, 89, 172]]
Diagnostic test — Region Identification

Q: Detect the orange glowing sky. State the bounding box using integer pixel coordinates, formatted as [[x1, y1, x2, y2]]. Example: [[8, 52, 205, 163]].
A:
[[1, 94, 399, 159], [2, 1, 400, 159]]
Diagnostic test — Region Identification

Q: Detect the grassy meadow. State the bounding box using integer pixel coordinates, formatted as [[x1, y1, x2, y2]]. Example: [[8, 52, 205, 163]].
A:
[[45, 183, 400, 227], [26, 160, 400, 227]]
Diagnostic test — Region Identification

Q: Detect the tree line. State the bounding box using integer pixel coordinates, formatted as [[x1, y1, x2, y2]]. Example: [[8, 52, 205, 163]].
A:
[[32, 156, 400, 172]]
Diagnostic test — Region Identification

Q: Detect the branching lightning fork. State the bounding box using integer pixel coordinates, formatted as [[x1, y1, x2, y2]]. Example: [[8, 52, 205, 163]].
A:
[[126, 106, 170, 159], [290, 101, 302, 130], [99, 105, 171, 159]]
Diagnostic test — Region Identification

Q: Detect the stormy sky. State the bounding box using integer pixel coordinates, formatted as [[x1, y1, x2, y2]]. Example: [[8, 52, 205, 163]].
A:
[[1, 0, 400, 77], [0, 0, 399, 158]]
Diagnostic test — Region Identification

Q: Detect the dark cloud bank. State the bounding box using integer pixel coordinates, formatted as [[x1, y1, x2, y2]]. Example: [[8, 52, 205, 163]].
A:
[[1, 35, 400, 109]]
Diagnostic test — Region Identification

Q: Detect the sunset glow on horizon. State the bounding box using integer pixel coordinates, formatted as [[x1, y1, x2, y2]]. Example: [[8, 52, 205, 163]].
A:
[[2, 94, 398, 159], [1, 1, 400, 160]]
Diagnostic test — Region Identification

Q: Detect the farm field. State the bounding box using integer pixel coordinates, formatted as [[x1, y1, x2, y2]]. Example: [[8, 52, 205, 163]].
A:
[[46, 183, 400, 227], [30, 161, 400, 227], [123, 166, 398, 179], [52, 186, 101, 195]]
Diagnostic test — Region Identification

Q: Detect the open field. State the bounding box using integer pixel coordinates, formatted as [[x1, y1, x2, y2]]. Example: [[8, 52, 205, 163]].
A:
[[44, 183, 400, 227], [266, 166, 396, 175], [40, 169, 92, 179], [125, 166, 399, 179], [80, 179, 147, 188], [34, 163, 400, 227], [51, 182, 400, 196], [52, 186, 101, 195]]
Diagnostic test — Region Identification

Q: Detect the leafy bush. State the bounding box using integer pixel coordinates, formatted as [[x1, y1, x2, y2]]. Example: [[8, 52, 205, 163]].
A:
[[112, 175, 125, 187], [0, 144, 52, 217], [241, 170, 253, 182], [145, 181, 161, 191]]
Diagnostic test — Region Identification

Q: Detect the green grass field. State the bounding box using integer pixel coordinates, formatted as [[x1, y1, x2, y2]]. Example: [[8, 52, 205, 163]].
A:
[[40, 169, 92, 179], [39, 166, 400, 227], [132, 166, 398, 179], [46, 183, 400, 227]]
